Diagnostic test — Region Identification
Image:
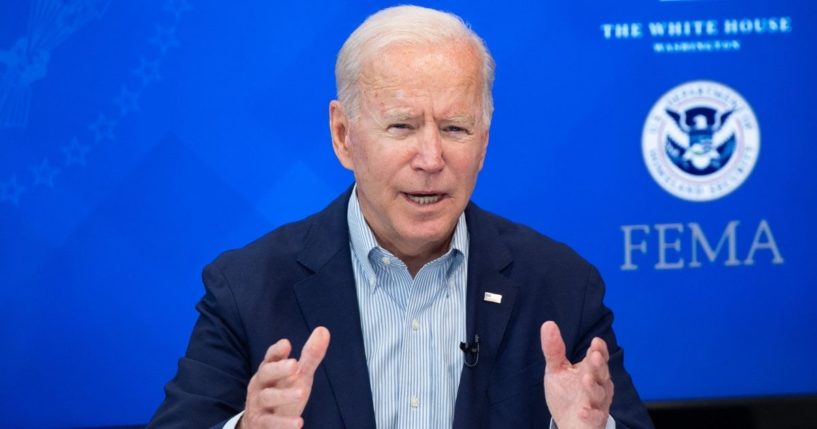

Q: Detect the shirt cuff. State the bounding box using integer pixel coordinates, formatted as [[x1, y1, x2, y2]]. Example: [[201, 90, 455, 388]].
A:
[[223, 410, 245, 429], [549, 415, 616, 429]]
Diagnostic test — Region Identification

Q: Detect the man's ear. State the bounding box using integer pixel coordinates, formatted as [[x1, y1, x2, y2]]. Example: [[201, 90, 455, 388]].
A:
[[329, 100, 354, 170]]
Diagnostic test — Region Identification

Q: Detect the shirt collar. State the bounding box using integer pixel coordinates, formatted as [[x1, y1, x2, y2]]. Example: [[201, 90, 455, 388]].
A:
[[347, 185, 468, 289]]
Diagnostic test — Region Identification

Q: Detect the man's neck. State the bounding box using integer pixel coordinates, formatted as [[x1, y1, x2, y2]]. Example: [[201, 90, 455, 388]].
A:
[[370, 229, 452, 278]]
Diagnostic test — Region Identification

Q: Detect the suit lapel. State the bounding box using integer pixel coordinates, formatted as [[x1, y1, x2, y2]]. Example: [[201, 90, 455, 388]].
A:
[[453, 203, 518, 429], [292, 189, 377, 429]]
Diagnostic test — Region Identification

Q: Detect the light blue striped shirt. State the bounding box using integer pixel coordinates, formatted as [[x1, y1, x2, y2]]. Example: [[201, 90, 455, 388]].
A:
[[348, 189, 468, 429]]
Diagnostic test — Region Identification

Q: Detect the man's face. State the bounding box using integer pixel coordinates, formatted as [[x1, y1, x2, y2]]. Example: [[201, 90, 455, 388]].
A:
[[331, 40, 489, 261]]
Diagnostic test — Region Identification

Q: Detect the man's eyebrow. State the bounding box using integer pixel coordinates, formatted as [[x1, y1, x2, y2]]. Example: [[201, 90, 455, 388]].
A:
[[441, 114, 476, 124], [382, 110, 419, 121]]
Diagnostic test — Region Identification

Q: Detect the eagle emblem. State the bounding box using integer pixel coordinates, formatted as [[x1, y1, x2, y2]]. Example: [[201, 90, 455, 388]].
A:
[[663, 107, 737, 176], [642, 80, 760, 202]]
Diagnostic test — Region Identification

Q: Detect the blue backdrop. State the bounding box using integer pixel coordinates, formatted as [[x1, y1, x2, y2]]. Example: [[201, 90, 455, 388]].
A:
[[1, 1, 815, 427]]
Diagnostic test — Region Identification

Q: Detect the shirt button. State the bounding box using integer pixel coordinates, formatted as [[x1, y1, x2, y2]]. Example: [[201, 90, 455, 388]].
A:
[[411, 319, 420, 331], [410, 395, 420, 408], [381, 256, 391, 265]]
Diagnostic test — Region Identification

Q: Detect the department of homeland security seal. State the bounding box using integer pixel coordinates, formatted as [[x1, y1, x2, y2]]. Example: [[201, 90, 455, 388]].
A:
[[642, 80, 760, 202]]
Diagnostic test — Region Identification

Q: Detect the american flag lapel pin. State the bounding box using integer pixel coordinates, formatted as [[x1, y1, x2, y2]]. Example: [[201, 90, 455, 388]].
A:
[[483, 292, 502, 304]]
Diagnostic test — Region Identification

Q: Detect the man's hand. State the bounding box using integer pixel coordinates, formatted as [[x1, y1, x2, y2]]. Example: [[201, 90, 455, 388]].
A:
[[540, 321, 614, 429], [239, 327, 331, 429]]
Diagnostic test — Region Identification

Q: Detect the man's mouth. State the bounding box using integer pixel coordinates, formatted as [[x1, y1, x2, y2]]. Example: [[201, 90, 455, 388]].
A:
[[404, 193, 444, 205]]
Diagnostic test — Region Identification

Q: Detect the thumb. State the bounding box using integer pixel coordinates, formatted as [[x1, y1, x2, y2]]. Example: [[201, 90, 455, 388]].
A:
[[299, 326, 331, 376], [540, 321, 568, 373]]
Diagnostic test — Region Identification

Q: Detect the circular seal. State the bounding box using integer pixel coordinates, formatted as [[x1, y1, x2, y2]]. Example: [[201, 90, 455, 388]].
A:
[[642, 80, 760, 202]]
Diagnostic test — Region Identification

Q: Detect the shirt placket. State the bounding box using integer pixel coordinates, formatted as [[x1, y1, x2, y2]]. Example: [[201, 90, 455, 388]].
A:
[[395, 261, 445, 429]]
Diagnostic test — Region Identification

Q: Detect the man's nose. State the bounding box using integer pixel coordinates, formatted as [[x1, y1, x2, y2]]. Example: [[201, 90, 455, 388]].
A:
[[411, 125, 445, 173]]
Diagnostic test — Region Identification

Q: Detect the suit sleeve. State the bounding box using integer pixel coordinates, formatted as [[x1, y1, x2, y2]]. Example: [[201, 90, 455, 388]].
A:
[[146, 262, 251, 428], [573, 265, 655, 429]]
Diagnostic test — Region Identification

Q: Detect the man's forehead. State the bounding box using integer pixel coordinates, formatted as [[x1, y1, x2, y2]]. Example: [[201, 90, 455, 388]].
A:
[[363, 86, 480, 119], [358, 40, 481, 87], [365, 83, 477, 100]]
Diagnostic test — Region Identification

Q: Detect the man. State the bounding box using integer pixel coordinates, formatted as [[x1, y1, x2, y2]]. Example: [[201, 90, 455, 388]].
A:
[[149, 5, 653, 429]]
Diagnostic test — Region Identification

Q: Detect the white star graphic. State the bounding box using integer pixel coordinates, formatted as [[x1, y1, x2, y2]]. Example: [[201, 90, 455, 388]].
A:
[[61, 138, 91, 167], [88, 114, 116, 143], [0, 176, 26, 206], [133, 57, 162, 87], [31, 158, 60, 187], [164, 0, 192, 18], [150, 25, 180, 54], [114, 86, 141, 116]]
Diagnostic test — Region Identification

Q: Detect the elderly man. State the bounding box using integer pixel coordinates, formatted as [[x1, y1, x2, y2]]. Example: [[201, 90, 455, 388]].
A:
[[149, 5, 653, 429]]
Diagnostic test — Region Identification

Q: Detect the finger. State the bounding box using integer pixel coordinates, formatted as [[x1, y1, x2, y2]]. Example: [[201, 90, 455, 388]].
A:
[[264, 338, 293, 363], [583, 372, 609, 408], [587, 349, 611, 384], [252, 414, 304, 428], [540, 321, 569, 372], [256, 358, 299, 387], [588, 337, 610, 362], [256, 386, 307, 410], [298, 326, 331, 377], [606, 379, 615, 405]]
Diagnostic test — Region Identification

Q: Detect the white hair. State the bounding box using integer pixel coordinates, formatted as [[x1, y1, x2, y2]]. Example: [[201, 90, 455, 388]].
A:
[[335, 5, 496, 126]]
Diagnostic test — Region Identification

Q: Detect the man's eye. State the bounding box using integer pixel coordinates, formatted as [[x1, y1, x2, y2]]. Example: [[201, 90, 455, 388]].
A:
[[388, 123, 413, 131], [443, 126, 470, 134]]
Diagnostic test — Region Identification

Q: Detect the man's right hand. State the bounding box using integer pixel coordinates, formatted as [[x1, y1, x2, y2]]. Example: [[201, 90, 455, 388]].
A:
[[239, 327, 331, 429]]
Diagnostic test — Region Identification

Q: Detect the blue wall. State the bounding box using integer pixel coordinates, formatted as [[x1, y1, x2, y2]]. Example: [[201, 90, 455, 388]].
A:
[[1, 1, 815, 427]]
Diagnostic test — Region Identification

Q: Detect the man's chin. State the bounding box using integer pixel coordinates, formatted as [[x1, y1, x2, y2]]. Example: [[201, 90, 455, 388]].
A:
[[398, 224, 457, 251]]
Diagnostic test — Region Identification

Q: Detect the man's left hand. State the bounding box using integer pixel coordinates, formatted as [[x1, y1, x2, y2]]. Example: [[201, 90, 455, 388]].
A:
[[540, 321, 614, 429]]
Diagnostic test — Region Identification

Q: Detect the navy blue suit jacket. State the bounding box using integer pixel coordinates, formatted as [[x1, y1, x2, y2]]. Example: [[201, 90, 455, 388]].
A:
[[148, 189, 654, 428]]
